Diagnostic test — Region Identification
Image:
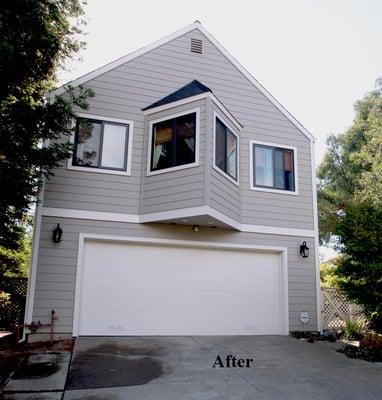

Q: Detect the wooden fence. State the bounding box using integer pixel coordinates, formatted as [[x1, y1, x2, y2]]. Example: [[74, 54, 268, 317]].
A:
[[321, 287, 367, 329]]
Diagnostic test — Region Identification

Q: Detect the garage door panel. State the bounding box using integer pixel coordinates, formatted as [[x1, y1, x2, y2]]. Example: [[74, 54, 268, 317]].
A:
[[77, 240, 283, 335]]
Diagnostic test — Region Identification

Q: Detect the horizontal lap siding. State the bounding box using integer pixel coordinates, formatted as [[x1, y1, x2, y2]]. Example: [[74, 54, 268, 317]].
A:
[[32, 216, 317, 334], [207, 100, 241, 222], [141, 100, 206, 214], [43, 28, 314, 230]]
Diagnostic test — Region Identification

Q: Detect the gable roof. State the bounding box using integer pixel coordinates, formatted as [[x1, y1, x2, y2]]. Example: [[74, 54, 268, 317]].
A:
[[53, 21, 315, 142], [142, 80, 211, 111]]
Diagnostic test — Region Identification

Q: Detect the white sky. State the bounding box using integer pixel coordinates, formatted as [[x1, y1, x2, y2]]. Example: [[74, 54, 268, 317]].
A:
[[60, 0, 382, 165]]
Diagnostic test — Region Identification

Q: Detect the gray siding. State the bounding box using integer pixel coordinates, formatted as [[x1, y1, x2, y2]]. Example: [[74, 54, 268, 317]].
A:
[[206, 99, 241, 222], [140, 99, 206, 214], [43, 27, 314, 230], [32, 216, 318, 335]]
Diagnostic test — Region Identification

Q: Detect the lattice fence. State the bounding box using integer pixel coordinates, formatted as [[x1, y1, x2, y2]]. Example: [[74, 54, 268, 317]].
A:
[[321, 287, 367, 329], [0, 277, 28, 330]]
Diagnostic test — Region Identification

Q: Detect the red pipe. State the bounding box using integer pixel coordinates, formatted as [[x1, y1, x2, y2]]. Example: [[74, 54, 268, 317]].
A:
[[15, 309, 58, 344]]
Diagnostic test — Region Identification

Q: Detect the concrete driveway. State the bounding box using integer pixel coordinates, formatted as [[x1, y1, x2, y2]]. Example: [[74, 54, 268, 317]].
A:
[[61, 336, 382, 400]]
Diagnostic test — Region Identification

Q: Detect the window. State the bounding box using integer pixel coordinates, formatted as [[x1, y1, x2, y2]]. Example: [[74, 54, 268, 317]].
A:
[[215, 117, 238, 181], [73, 117, 130, 171], [150, 112, 196, 172], [252, 143, 295, 191]]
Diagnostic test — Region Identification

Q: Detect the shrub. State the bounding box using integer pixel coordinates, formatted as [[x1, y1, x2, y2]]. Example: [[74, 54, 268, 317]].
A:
[[343, 320, 365, 340]]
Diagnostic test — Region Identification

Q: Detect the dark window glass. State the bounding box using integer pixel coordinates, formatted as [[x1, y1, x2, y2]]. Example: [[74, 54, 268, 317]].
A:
[[215, 117, 238, 181], [152, 119, 173, 170], [74, 119, 102, 167], [215, 118, 226, 171], [253, 144, 295, 191], [175, 113, 196, 166], [151, 112, 196, 171], [73, 118, 129, 171]]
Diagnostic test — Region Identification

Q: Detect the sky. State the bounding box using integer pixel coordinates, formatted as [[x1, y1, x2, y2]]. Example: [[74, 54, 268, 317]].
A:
[[60, 0, 382, 166]]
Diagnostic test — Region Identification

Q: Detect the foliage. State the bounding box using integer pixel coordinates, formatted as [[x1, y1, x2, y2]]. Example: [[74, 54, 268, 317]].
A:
[[0, 230, 32, 278], [343, 320, 365, 341], [320, 258, 340, 287], [333, 202, 382, 331], [0, 1, 93, 262], [317, 79, 382, 243]]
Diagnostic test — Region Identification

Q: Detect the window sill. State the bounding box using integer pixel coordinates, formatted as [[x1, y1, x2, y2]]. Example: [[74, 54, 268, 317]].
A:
[[67, 163, 131, 176], [147, 161, 199, 176], [249, 186, 298, 196]]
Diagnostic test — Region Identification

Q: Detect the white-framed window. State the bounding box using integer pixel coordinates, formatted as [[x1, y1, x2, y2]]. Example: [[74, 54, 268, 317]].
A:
[[67, 113, 134, 176], [249, 140, 298, 195], [147, 109, 200, 176], [213, 112, 239, 185]]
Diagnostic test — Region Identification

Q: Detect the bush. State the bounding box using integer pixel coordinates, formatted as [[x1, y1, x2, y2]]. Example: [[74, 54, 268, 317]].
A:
[[343, 320, 365, 340]]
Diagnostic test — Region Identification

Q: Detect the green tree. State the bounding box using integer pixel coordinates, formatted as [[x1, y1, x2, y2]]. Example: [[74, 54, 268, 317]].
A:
[[334, 203, 382, 331], [317, 79, 382, 243], [320, 258, 339, 288], [0, 0, 93, 267], [0, 231, 32, 278], [318, 80, 382, 332]]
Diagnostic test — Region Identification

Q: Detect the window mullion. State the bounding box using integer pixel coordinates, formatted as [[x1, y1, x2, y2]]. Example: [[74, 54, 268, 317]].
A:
[[98, 121, 105, 168]]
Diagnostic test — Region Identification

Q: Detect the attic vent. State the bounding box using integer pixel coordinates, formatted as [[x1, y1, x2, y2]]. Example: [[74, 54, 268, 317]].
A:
[[191, 38, 203, 54]]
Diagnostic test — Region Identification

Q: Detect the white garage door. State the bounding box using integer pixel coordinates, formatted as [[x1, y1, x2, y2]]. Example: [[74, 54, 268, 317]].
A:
[[75, 239, 285, 335]]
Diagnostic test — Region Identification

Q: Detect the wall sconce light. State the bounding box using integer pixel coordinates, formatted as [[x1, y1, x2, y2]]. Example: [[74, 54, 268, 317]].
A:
[[52, 223, 63, 243], [299, 241, 309, 258], [192, 225, 200, 232]]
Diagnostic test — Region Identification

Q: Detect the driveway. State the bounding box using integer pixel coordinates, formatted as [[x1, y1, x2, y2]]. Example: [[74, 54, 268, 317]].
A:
[[61, 336, 382, 400]]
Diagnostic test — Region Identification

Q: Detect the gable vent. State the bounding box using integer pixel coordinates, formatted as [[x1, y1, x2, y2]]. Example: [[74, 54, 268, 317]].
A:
[[191, 38, 203, 54]]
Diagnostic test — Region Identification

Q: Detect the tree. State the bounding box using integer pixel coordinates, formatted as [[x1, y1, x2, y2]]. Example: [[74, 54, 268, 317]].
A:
[[318, 79, 382, 331], [333, 203, 382, 331], [0, 0, 93, 264], [317, 79, 382, 243]]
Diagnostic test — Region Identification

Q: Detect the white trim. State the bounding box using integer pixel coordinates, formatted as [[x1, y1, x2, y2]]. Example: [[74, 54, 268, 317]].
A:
[[241, 223, 315, 237], [139, 206, 210, 223], [146, 108, 200, 176], [143, 92, 243, 131], [311, 141, 321, 330], [51, 22, 315, 142], [40, 206, 316, 237], [206, 207, 242, 230], [75, 113, 133, 125], [249, 139, 299, 196], [24, 183, 45, 329], [212, 111, 240, 187], [67, 113, 134, 176], [72, 233, 289, 336], [42, 207, 139, 223]]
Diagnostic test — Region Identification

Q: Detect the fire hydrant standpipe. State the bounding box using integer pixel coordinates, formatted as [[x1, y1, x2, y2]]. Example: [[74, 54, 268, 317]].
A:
[[15, 309, 58, 344]]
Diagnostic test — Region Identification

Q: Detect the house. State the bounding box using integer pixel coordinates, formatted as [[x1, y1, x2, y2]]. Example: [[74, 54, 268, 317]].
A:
[[24, 22, 319, 340]]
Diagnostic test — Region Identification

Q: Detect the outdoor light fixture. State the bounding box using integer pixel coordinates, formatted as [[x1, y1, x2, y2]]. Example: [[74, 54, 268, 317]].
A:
[[299, 241, 309, 258], [52, 223, 63, 243], [192, 225, 200, 232]]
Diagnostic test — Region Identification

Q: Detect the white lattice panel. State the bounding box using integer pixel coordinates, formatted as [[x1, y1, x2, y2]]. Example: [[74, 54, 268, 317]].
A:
[[321, 287, 367, 329]]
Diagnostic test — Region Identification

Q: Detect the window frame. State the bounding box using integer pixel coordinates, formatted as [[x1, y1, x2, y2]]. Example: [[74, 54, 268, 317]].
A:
[[249, 140, 298, 195], [67, 113, 134, 176], [213, 112, 239, 186], [147, 108, 200, 176]]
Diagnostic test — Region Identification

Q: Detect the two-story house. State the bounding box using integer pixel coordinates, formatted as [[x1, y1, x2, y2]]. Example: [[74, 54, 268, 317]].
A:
[[24, 22, 319, 340]]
